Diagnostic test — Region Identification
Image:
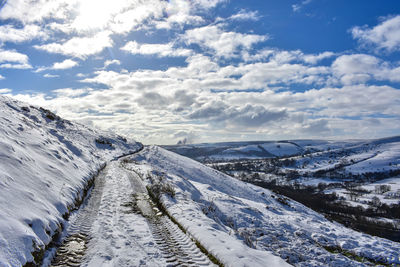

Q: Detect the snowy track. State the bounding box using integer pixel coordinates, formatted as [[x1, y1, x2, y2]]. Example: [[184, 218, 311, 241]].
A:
[[50, 167, 107, 266], [49, 157, 215, 267], [149, 217, 215, 267]]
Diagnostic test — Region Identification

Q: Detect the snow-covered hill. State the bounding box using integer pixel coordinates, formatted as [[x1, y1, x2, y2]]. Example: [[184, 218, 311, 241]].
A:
[[0, 96, 141, 266], [163, 140, 310, 161], [128, 146, 400, 266], [164, 138, 400, 168]]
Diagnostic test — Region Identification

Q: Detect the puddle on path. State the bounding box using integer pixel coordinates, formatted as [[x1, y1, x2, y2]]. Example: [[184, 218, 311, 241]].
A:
[[50, 233, 88, 267]]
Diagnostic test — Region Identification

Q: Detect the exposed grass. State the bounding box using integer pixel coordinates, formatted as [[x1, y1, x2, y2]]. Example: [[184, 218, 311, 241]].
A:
[[323, 245, 390, 266]]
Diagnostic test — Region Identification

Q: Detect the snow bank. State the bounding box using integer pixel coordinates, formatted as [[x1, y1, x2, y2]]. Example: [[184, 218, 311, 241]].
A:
[[0, 96, 141, 266]]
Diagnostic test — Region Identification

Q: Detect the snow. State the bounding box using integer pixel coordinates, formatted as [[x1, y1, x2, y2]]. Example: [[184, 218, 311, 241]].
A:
[[345, 142, 400, 174], [220, 142, 301, 157], [130, 146, 290, 267], [129, 146, 400, 266], [229, 144, 262, 153], [80, 161, 166, 267], [0, 96, 141, 266]]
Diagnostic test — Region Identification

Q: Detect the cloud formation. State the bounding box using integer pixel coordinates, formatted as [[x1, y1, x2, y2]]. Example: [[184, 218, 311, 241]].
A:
[[352, 15, 400, 52], [0, 49, 31, 69], [122, 41, 192, 57], [34, 32, 113, 58], [228, 9, 261, 21], [183, 25, 267, 58], [0, 24, 47, 43], [36, 59, 79, 72], [0, 0, 399, 144], [292, 0, 312, 12], [332, 54, 400, 84]]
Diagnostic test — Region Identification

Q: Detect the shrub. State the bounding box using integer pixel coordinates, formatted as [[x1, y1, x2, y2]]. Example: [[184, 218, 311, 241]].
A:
[[95, 137, 113, 148]]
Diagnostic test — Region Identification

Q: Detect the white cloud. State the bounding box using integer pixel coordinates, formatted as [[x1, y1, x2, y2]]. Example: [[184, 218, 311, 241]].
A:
[[299, 84, 400, 118], [0, 63, 32, 69], [292, 0, 312, 12], [243, 49, 336, 65], [0, 88, 11, 94], [302, 51, 335, 64], [36, 59, 79, 72], [0, 24, 47, 43], [34, 31, 113, 58], [0, 0, 204, 35], [155, 0, 204, 30], [83, 53, 329, 94], [0, 49, 29, 64], [229, 9, 260, 21], [183, 25, 267, 58], [53, 59, 79, 69], [43, 74, 60, 78], [71, 0, 131, 32], [14, 73, 400, 144], [110, 2, 164, 33], [0, 75, 4, 80], [0, 49, 31, 69], [352, 15, 400, 52], [0, 0, 74, 24], [53, 88, 90, 97], [76, 73, 87, 78], [11, 51, 400, 144], [121, 41, 192, 57], [332, 54, 400, 84], [192, 0, 226, 9], [104, 60, 121, 68]]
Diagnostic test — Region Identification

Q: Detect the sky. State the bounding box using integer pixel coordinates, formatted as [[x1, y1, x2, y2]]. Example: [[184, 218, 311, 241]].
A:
[[0, 0, 400, 145]]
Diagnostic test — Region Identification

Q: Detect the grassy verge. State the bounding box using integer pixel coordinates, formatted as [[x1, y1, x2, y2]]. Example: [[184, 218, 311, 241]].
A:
[[323, 245, 390, 266]]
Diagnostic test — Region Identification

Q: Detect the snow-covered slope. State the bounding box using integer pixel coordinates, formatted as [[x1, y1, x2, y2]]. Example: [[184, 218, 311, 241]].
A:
[[129, 146, 400, 266], [0, 96, 141, 266]]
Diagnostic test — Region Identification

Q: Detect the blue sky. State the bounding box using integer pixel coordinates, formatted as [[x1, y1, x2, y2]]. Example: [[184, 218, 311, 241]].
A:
[[0, 0, 400, 144]]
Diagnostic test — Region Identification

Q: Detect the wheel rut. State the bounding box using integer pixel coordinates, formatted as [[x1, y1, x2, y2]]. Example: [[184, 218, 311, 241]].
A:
[[50, 166, 107, 266], [124, 167, 216, 267], [148, 217, 214, 267], [49, 157, 217, 266]]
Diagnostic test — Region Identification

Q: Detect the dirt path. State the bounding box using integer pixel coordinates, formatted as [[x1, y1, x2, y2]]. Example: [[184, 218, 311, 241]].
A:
[[49, 158, 215, 266]]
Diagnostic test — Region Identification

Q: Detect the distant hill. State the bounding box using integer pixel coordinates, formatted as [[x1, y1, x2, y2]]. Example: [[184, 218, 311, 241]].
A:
[[163, 138, 400, 175]]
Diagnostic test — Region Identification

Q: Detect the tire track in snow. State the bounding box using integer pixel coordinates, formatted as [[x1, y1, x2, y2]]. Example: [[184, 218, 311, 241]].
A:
[[51, 157, 216, 266], [50, 166, 107, 267], [149, 217, 214, 266], [124, 166, 216, 267]]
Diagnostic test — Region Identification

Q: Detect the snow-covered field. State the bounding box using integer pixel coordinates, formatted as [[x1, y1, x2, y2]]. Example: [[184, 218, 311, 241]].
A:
[[128, 146, 400, 266], [0, 96, 141, 266]]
